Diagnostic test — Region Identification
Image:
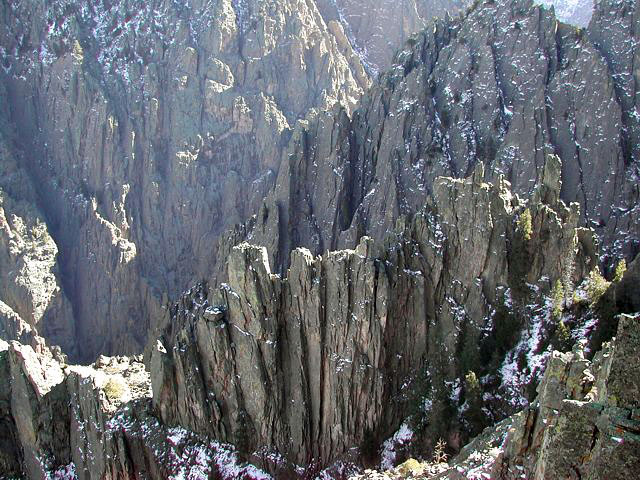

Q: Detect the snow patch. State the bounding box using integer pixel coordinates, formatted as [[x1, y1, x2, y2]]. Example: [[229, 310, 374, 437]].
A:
[[380, 423, 414, 470]]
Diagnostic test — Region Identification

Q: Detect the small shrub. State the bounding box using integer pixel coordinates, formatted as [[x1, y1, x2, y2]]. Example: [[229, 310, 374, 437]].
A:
[[72, 40, 83, 63], [551, 280, 564, 319], [553, 320, 572, 352], [572, 289, 583, 305], [586, 267, 610, 305], [464, 371, 485, 434], [104, 377, 126, 402], [613, 259, 627, 282], [517, 208, 533, 241], [433, 438, 448, 464], [464, 371, 481, 397]]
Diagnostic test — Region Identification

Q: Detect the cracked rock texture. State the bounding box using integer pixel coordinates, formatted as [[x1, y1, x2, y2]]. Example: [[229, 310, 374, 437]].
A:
[[0, 0, 639, 478], [0, 334, 286, 479], [352, 314, 640, 479], [0, 338, 154, 479], [150, 165, 596, 468], [316, 0, 469, 74], [0, 0, 370, 361], [423, 313, 640, 480], [539, 0, 594, 26], [235, 0, 639, 281]]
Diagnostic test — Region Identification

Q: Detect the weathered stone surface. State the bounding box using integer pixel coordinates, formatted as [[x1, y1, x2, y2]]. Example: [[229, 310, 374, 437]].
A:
[[0, 341, 22, 477], [0, 0, 369, 362], [1, 0, 639, 478], [151, 167, 595, 468], [0, 338, 159, 479], [587, 0, 640, 262], [316, 0, 469, 74], [0, 98, 75, 355], [420, 313, 640, 480], [539, 0, 594, 26], [235, 0, 638, 280]]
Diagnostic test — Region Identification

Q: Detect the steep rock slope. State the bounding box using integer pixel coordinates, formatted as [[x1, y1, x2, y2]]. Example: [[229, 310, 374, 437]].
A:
[[315, 0, 469, 74], [354, 313, 640, 479], [0, 337, 274, 480], [588, 0, 640, 218], [236, 0, 638, 278], [150, 163, 597, 468], [0, 0, 368, 361], [1, 166, 637, 477], [0, 89, 75, 355]]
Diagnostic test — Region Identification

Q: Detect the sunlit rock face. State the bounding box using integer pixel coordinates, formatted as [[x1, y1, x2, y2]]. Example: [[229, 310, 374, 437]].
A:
[[1, 0, 639, 477], [0, 0, 369, 362], [150, 162, 597, 467], [233, 0, 638, 278], [538, 0, 594, 26], [316, 0, 470, 74]]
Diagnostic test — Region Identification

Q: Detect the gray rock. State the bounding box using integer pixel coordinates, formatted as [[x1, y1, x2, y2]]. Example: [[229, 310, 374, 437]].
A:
[[428, 313, 640, 480], [151, 166, 595, 468], [237, 0, 638, 280], [0, 0, 369, 361]]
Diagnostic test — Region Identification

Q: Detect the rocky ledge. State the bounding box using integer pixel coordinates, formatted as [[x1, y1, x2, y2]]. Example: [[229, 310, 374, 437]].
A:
[[149, 159, 601, 470], [0, 157, 638, 479], [354, 313, 640, 479]]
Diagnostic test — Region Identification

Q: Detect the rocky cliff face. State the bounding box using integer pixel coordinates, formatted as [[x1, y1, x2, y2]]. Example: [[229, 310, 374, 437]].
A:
[[315, 0, 469, 74], [236, 0, 638, 280], [539, 0, 594, 26], [149, 162, 598, 468], [0, 0, 370, 362], [354, 313, 640, 479], [1, 337, 273, 480], [1, 0, 639, 478]]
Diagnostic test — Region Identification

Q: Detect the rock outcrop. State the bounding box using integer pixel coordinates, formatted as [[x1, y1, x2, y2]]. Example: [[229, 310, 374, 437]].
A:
[[1, 127, 637, 480], [316, 0, 469, 74], [2, 0, 635, 367], [0, 88, 75, 356], [0, 340, 145, 479], [539, 0, 594, 26], [236, 0, 638, 280], [445, 312, 640, 479], [1, 0, 639, 478], [0, 0, 369, 361], [352, 313, 640, 479], [0, 332, 281, 479], [150, 165, 596, 468]]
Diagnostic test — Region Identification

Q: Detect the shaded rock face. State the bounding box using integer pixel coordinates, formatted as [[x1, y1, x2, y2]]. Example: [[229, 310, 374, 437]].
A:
[[588, 0, 640, 226], [0, 87, 75, 356], [427, 313, 640, 480], [315, 0, 469, 74], [352, 315, 640, 480], [150, 166, 596, 468], [0, 0, 369, 361], [236, 0, 639, 280], [1, 0, 639, 478], [0, 339, 164, 480], [0, 336, 279, 479]]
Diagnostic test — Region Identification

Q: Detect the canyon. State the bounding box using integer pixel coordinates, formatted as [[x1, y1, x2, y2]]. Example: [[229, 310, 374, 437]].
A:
[[0, 0, 639, 478]]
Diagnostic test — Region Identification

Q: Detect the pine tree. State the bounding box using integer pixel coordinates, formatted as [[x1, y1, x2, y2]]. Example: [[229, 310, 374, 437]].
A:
[[614, 259, 627, 282], [551, 280, 564, 319], [553, 320, 572, 352], [464, 371, 484, 435], [518, 208, 533, 241], [586, 267, 610, 305]]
